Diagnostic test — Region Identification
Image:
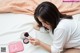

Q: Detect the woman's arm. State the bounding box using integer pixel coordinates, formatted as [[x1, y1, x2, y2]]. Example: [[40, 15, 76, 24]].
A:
[[29, 28, 68, 53], [39, 40, 51, 52], [33, 22, 40, 31], [29, 38, 51, 52]]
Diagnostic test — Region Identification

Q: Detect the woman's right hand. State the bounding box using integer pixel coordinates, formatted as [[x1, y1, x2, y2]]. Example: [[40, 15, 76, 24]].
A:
[[33, 22, 40, 31]]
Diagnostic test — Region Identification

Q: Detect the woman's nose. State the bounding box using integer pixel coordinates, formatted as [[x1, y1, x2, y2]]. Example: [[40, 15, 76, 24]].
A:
[[42, 23, 46, 27]]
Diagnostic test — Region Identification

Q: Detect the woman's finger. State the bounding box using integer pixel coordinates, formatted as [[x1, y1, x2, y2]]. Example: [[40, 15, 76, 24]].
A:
[[29, 40, 36, 45]]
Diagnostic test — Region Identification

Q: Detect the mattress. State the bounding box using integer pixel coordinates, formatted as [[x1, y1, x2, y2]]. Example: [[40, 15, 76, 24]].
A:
[[0, 13, 80, 53], [0, 13, 52, 53]]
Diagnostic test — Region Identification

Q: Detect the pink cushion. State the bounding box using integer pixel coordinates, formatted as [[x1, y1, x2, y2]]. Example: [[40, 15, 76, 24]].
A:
[[8, 41, 24, 53]]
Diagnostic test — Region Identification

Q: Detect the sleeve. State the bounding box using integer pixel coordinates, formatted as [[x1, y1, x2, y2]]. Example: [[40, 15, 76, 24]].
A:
[[51, 28, 68, 53]]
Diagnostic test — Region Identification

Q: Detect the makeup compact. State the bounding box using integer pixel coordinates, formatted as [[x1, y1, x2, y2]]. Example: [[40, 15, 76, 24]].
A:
[[23, 38, 29, 44], [23, 32, 29, 44]]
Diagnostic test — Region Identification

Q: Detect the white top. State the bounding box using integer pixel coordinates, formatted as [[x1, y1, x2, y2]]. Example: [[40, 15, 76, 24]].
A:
[[40, 18, 80, 53], [50, 19, 80, 53]]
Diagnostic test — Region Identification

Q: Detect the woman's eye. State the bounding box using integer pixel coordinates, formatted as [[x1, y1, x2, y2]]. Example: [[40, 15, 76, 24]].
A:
[[43, 21, 46, 23], [43, 21, 49, 25], [45, 22, 49, 25]]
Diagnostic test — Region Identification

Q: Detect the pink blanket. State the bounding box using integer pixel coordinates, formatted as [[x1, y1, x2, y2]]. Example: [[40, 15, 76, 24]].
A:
[[0, 0, 80, 15]]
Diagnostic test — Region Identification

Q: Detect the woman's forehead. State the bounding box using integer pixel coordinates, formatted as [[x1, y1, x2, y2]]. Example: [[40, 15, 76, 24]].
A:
[[38, 17, 43, 21]]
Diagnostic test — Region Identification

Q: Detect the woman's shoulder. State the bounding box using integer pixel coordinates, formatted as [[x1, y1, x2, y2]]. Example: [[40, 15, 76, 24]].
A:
[[60, 19, 74, 24], [56, 19, 73, 29], [60, 19, 72, 23]]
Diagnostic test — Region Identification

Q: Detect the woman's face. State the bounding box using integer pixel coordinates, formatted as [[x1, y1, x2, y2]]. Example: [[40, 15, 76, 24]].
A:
[[38, 17, 51, 30]]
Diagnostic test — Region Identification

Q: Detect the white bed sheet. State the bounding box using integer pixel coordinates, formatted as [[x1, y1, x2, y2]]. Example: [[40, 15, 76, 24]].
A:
[[0, 13, 52, 53], [0, 13, 80, 53]]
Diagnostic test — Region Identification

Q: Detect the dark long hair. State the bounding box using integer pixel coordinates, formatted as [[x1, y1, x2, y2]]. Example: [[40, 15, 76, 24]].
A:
[[34, 1, 72, 32]]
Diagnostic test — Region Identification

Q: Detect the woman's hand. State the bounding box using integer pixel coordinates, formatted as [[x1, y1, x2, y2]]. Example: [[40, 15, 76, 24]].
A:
[[24, 37, 51, 51], [33, 22, 40, 31], [29, 37, 51, 52], [29, 38, 41, 46]]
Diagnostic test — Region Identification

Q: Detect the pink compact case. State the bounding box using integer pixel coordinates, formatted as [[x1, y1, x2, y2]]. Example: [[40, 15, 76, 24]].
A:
[[8, 41, 24, 53]]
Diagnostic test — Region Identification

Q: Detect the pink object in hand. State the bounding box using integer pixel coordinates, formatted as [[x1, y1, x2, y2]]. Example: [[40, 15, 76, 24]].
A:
[[8, 41, 24, 53]]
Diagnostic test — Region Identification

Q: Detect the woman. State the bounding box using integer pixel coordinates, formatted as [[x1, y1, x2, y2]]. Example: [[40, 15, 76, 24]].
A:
[[29, 1, 80, 53]]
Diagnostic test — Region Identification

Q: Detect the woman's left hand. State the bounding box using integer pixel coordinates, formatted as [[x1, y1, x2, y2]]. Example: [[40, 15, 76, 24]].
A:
[[29, 38, 41, 46]]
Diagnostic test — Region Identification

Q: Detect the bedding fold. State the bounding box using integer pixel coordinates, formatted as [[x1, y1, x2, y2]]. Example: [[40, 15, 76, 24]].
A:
[[0, 0, 80, 15]]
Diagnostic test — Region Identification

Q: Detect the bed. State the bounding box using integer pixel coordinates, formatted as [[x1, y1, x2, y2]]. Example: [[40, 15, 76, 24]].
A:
[[0, 13, 53, 53], [0, 0, 80, 53], [0, 13, 80, 53]]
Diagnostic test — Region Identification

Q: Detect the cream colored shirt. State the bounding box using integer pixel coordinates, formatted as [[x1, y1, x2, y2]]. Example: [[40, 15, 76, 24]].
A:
[[40, 18, 80, 53], [50, 19, 80, 53]]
